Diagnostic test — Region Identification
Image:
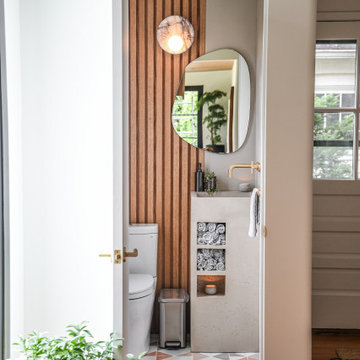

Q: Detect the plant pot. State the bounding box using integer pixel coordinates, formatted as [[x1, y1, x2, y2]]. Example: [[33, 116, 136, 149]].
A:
[[206, 144, 225, 153], [205, 177, 217, 193]]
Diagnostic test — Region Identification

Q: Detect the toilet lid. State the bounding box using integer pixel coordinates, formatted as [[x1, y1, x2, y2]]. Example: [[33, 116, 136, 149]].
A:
[[129, 274, 154, 300]]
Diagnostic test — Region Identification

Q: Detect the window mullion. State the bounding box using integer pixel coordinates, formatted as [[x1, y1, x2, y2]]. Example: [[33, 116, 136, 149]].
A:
[[314, 108, 357, 113]]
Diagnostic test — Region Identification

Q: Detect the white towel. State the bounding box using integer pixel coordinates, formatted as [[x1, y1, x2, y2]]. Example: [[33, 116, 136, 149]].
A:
[[248, 188, 260, 238]]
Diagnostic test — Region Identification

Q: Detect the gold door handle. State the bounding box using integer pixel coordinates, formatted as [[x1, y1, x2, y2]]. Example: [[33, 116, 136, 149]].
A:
[[99, 250, 122, 264], [123, 247, 138, 262]]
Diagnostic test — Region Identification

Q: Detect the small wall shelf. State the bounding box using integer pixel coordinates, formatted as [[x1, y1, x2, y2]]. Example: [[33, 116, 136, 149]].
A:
[[197, 275, 225, 297], [197, 222, 226, 246], [197, 248, 225, 271]]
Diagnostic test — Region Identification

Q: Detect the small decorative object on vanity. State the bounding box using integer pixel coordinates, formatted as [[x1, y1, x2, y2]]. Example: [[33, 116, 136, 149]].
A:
[[204, 284, 217, 295], [239, 182, 251, 192], [204, 171, 217, 195], [195, 162, 204, 192]]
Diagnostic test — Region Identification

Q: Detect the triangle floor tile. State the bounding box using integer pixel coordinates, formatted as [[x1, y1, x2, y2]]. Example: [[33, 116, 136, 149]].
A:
[[192, 354, 208, 360], [200, 354, 221, 357], [159, 349, 189, 356], [156, 353, 173, 360], [215, 354, 230, 360]]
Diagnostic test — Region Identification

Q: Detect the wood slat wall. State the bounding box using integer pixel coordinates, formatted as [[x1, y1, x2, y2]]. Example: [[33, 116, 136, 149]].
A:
[[129, 0, 206, 332]]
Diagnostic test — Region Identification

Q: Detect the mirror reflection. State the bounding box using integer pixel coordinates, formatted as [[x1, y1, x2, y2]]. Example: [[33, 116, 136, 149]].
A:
[[172, 49, 251, 154]]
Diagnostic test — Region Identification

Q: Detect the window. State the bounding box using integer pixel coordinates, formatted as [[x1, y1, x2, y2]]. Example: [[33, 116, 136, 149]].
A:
[[172, 86, 203, 148], [313, 40, 358, 180]]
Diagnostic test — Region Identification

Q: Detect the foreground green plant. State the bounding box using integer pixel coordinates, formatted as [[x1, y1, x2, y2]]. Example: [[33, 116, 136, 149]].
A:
[[126, 352, 147, 360], [14, 322, 123, 360]]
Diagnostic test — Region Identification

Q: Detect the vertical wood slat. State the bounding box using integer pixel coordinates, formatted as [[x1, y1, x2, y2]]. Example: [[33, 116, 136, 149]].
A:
[[129, 0, 138, 222], [153, 0, 164, 333], [129, 0, 206, 332], [146, 0, 155, 224], [137, 0, 146, 223]]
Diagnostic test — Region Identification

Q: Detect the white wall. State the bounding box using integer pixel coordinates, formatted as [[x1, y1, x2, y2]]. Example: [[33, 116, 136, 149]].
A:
[[205, 0, 258, 190], [263, 0, 316, 358], [255, 0, 264, 189], [5, 0, 114, 349], [4, 0, 24, 354]]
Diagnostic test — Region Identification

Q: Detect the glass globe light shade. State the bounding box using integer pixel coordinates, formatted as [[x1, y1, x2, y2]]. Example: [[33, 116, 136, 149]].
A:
[[157, 15, 194, 55]]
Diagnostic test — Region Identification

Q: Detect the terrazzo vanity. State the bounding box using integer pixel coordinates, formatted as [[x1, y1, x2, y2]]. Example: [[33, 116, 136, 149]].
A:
[[190, 191, 259, 353]]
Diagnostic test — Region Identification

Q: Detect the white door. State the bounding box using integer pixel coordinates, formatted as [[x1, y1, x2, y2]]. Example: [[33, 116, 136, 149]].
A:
[[4, 0, 126, 357]]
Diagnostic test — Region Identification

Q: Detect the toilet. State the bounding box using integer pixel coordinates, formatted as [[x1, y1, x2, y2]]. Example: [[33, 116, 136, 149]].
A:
[[127, 224, 158, 356]]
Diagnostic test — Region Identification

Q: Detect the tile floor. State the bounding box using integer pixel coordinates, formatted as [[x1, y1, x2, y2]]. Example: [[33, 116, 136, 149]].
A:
[[143, 345, 260, 360]]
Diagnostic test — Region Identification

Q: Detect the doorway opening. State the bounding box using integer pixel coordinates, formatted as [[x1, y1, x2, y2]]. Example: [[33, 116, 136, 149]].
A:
[[312, 14, 360, 360]]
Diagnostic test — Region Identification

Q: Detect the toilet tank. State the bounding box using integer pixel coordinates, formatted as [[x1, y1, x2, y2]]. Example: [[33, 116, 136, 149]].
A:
[[128, 224, 158, 277]]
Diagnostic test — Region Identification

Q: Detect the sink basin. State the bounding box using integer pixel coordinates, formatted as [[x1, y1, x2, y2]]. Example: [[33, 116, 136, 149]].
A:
[[192, 191, 251, 198]]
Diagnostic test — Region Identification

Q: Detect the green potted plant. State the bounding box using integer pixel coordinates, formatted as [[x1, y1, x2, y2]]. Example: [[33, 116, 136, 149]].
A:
[[13, 322, 145, 360], [204, 170, 218, 196], [196, 90, 227, 153]]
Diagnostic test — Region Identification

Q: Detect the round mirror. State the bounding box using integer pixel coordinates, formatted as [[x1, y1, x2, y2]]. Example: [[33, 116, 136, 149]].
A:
[[172, 49, 251, 154]]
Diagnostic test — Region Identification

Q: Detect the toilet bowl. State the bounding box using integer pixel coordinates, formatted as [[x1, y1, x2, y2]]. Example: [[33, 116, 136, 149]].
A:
[[127, 274, 156, 355], [127, 224, 158, 356]]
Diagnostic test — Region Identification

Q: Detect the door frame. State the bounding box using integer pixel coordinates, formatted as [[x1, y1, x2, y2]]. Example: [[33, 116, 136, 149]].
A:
[[0, 0, 10, 358], [113, 0, 129, 351]]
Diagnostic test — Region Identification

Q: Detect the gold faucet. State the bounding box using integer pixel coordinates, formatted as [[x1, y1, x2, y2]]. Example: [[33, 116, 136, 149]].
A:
[[228, 161, 261, 178], [203, 147, 215, 152]]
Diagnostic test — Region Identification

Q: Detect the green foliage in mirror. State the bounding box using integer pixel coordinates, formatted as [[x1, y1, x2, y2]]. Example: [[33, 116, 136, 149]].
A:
[[197, 90, 227, 145]]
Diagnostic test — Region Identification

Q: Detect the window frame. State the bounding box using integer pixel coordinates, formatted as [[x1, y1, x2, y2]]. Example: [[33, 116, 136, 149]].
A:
[[172, 85, 204, 148], [184, 85, 203, 148], [314, 25, 360, 181]]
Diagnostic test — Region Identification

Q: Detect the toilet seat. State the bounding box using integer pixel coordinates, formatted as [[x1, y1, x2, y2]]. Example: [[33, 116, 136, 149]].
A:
[[129, 274, 154, 300]]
